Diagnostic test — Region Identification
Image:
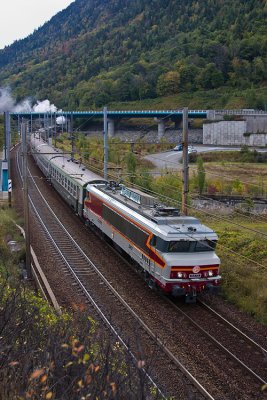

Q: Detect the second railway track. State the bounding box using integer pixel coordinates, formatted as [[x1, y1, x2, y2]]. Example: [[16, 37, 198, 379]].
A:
[[12, 143, 267, 399]]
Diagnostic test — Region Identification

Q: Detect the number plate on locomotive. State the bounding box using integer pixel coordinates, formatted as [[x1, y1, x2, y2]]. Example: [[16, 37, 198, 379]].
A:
[[189, 273, 201, 278]]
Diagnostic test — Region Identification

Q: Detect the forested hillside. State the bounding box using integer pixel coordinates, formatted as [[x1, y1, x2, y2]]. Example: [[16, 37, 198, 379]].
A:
[[0, 0, 266, 109]]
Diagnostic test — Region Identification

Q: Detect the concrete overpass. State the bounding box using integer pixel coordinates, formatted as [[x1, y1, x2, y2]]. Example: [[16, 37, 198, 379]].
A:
[[10, 109, 210, 139]]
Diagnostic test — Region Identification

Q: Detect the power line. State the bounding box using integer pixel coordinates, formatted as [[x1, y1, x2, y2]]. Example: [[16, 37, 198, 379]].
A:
[[30, 142, 267, 272], [39, 138, 267, 237], [87, 165, 267, 269], [140, 152, 267, 191], [54, 135, 266, 191]]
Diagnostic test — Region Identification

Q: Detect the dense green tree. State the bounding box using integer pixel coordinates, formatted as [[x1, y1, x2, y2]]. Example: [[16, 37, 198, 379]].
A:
[[156, 71, 180, 96], [198, 63, 224, 90], [0, 0, 266, 107]]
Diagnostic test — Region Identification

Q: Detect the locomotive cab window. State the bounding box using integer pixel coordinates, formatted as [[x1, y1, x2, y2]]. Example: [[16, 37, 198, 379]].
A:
[[167, 240, 217, 253], [150, 235, 157, 247], [155, 237, 168, 252], [168, 241, 190, 252], [195, 240, 217, 251]]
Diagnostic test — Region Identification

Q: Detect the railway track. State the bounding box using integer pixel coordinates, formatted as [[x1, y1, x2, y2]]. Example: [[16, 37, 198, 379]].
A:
[[15, 145, 212, 399], [14, 144, 267, 399], [169, 298, 267, 385]]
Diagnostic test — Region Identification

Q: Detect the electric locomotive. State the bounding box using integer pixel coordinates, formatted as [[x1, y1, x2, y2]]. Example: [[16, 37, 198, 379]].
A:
[[30, 134, 221, 302], [83, 182, 221, 301]]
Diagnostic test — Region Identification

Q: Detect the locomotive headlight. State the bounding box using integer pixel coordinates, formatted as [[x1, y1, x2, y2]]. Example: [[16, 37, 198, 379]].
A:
[[208, 270, 214, 277], [177, 272, 183, 278]]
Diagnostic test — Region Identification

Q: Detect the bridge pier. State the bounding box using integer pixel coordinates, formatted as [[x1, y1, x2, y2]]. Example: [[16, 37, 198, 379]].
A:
[[108, 119, 115, 137], [174, 120, 181, 130], [154, 118, 166, 140]]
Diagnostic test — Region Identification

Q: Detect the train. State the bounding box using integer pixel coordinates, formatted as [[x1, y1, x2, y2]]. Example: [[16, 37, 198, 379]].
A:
[[30, 134, 221, 302]]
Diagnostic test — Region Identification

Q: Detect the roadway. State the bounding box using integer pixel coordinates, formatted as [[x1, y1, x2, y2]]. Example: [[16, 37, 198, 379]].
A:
[[144, 145, 266, 170]]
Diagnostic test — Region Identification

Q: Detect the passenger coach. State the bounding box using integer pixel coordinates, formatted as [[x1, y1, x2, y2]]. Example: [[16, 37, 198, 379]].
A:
[[30, 135, 106, 216]]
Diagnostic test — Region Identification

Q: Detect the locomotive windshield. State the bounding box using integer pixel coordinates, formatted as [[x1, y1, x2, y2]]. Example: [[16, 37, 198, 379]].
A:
[[168, 239, 217, 252], [151, 236, 216, 252]]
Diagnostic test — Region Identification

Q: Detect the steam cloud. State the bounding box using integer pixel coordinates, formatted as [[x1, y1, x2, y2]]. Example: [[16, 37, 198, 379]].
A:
[[56, 116, 66, 124], [0, 87, 59, 114]]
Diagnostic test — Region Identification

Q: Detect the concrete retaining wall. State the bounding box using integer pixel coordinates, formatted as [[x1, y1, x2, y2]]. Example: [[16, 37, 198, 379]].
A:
[[203, 121, 267, 147], [85, 128, 203, 144], [246, 115, 267, 134]]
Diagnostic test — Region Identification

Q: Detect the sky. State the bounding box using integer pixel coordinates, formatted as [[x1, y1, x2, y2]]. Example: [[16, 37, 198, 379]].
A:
[[0, 0, 74, 49]]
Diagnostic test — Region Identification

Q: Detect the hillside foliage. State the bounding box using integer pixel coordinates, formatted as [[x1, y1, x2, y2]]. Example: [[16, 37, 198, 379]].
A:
[[0, 0, 266, 109]]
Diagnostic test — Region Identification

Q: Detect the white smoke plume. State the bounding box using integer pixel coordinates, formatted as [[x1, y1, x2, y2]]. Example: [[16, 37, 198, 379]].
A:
[[56, 116, 66, 124], [0, 87, 59, 113], [33, 100, 58, 113], [0, 87, 17, 112]]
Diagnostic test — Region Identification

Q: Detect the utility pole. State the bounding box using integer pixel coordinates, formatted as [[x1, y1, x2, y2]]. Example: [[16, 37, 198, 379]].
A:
[[54, 112, 57, 147], [182, 107, 189, 215], [103, 106, 108, 181], [4, 112, 12, 207], [70, 112, 74, 160], [30, 113, 33, 134], [4, 111, 9, 162], [21, 122, 32, 279]]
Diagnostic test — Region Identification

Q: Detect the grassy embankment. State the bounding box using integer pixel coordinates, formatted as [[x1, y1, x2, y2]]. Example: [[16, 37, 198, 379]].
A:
[[0, 211, 157, 398], [54, 135, 267, 323]]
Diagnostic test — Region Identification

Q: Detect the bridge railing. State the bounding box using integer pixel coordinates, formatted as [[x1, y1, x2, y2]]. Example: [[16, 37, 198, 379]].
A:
[[215, 109, 267, 115]]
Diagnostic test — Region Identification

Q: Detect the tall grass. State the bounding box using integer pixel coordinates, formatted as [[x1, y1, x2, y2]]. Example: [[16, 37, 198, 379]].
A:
[[202, 215, 267, 325], [0, 208, 24, 278]]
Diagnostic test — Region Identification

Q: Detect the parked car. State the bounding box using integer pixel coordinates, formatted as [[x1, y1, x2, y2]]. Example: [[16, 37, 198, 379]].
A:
[[188, 145, 197, 154], [173, 144, 197, 153], [173, 144, 183, 151]]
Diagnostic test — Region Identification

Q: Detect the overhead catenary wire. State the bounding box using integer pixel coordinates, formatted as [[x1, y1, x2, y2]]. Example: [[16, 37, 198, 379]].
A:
[[29, 143, 267, 272], [118, 180, 267, 270], [52, 130, 266, 190], [34, 134, 267, 239], [85, 164, 267, 270], [138, 152, 267, 191], [118, 168, 267, 223], [74, 146, 267, 195], [76, 158, 267, 242]]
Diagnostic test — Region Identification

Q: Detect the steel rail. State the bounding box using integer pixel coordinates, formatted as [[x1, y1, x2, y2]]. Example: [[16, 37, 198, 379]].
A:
[[198, 300, 267, 356], [15, 147, 166, 400], [28, 173, 213, 399], [165, 297, 267, 386], [16, 145, 215, 400]]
